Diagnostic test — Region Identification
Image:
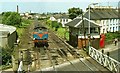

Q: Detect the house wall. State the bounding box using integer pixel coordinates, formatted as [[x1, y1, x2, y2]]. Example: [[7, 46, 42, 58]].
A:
[[0, 31, 9, 48], [78, 38, 100, 49], [58, 19, 72, 27], [69, 27, 78, 47], [0, 31, 17, 48], [8, 31, 17, 48], [0, 36, 8, 48], [95, 19, 119, 34], [108, 19, 119, 32], [49, 17, 56, 21]]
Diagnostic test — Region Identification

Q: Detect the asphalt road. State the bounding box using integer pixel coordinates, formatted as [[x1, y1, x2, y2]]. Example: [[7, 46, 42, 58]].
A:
[[109, 48, 120, 62]]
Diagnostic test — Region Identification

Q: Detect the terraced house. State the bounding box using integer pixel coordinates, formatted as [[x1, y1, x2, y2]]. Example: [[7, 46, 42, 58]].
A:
[[49, 14, 72, 27], [65, 6, 120, 49], [84, 7, 120, 34]]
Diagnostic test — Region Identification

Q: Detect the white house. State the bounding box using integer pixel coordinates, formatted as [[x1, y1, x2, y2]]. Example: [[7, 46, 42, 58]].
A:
[[84, 8, 119, 34], [49, 16, 56, 21], [49, 14, 72, 27]]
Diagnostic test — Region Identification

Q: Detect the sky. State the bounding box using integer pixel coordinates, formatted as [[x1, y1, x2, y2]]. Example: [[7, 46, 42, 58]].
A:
[[0, 0, 119, 13]]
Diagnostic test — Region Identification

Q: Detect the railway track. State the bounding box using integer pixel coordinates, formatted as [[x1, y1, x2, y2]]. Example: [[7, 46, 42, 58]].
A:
[[19, 20, 110, 73], [46, 28, 110, 72]]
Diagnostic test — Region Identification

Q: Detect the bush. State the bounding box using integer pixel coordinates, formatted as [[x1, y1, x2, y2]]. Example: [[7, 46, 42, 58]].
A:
[[0, 46, 13, 65], [105, 32, 120, 43], [51, 21, 60, 31]]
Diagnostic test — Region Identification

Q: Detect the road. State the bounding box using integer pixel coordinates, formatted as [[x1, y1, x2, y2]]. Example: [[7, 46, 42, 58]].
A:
[[101, 42, 120, 62], [110, 49, 120, 62]]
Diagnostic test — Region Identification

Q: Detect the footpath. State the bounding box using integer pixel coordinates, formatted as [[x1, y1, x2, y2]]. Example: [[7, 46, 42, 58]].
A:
[[99, 41, 120, 53]]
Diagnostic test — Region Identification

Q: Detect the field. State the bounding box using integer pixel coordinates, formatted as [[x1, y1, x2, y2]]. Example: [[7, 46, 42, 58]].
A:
[[0, 14, 2, 23]]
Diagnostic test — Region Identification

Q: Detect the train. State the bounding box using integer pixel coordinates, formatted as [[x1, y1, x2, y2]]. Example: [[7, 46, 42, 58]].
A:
[[33, 26, 49, 47]]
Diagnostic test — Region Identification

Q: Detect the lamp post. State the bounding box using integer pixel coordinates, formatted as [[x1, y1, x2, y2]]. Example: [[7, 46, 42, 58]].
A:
[[88, 3, 98, 51], [88, 3, 98, 34]]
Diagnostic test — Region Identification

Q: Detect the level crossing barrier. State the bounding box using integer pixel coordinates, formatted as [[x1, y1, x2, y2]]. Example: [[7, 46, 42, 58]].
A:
[[89, 47, 120, 73]]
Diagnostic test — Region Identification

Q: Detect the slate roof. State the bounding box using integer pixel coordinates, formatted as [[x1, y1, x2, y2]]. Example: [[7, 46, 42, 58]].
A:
[[65, 18, 100, 28], [84, 9, 119, 20], [53, 14, 70, 19], [65, 18, 81, 27]]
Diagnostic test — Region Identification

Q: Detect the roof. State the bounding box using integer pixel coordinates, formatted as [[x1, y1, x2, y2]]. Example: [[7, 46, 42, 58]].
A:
[[84, 9, 119, 20], [53, 14, 70, 19], [65, 18, 100, 28], [0, 24, 16, 35]]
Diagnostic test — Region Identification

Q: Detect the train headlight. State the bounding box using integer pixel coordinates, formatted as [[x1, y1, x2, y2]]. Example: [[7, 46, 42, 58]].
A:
[[33, 38, 35, 40]]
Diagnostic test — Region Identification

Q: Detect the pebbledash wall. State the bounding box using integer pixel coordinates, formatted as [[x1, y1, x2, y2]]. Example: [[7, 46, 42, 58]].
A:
[[0, 24, 17, 48]]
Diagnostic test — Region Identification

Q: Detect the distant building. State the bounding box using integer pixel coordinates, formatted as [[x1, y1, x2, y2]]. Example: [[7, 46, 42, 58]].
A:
[[84, 7, 119, 34], [49, 14, 72, 27], [20, 12, 34, 19], [0, 24, 17, 48], [49, 16, 56, 21]]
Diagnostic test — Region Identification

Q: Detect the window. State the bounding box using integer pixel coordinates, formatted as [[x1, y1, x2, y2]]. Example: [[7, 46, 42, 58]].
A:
[[60, 19, 62, 22], [110, 27, 111, 31], [66, 19, 68, 22], [103, 29, 105, 33], [113, 27, 115, 32], [63, 19, 65, 22]]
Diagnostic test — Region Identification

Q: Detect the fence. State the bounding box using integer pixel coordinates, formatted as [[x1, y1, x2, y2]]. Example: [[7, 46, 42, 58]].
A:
[[89, 47, 120, 73]]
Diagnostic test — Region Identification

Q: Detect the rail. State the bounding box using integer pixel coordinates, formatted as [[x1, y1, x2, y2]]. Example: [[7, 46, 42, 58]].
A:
[[89, 46, 120, 73]]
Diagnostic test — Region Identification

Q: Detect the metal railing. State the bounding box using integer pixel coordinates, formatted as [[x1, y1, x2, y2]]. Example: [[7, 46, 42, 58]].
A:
[[89, 46, 120, 73]]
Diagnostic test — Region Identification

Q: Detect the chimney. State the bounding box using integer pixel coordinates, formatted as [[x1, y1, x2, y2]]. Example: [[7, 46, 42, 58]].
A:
[[17, 5, 19, 13]]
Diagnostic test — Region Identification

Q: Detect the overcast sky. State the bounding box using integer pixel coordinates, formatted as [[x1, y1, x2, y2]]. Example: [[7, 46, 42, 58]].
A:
[[0, 0, 119, 13]]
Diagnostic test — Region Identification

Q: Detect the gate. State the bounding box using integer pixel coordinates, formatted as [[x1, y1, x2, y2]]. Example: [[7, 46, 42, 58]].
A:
[[89, 47, 120, 73]]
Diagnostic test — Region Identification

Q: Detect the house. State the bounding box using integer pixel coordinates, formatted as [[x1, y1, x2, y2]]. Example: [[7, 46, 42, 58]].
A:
[[20, 12, 34, 19], [49, 16, 56, 21], [0, 24, 17, 48], [49, 14, 72, 27], [66, 17, 100, 49], [84, 7, 119, 34]]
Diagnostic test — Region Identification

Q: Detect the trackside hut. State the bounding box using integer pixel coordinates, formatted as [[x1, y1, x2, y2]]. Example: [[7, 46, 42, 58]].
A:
[[0, 24, 17, 48], [66, 17, 100, 49]]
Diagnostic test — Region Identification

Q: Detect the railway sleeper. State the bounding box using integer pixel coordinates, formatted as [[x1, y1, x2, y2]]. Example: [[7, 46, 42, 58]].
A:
[[60, 49, 67, 57], [57, 49, 66, 58], [67, 49, 74, 55]]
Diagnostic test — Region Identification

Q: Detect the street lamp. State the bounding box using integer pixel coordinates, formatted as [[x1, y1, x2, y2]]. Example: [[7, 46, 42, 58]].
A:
[[88, 3, 98, 50], [88, 3, 98, 34]]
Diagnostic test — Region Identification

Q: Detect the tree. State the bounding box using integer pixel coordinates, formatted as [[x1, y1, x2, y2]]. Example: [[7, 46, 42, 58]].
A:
[[52, 21, 60, 31], [2, 12, 11, 24], [2, 12, 21, 26], [68, 7, 83, 19]]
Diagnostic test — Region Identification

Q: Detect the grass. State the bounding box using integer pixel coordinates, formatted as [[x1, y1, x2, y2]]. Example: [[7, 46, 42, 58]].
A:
[[0, 14, 2, 23], [56, 28, 69, 40], [57, 28, 65, 37], [46, 20, 69, 40], [16, 19, 31, 38], [16, 27, 25, 37]]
